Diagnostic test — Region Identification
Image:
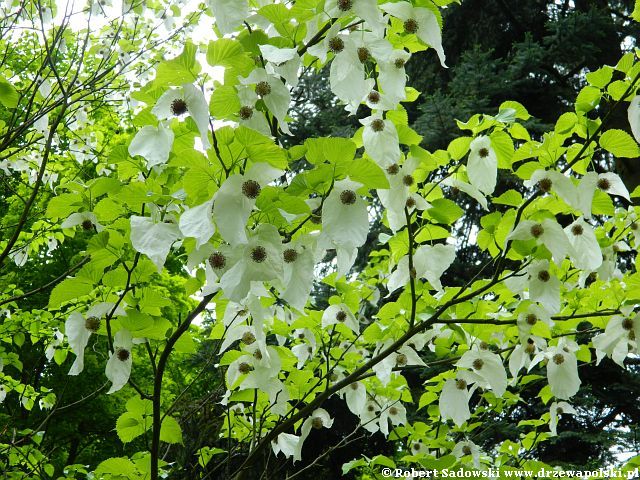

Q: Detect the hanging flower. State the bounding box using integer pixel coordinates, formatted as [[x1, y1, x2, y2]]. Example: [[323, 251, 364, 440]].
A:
[[508, 336, 547, 378], [219, 224, 284, 302], [295, 409, 334, 461], [130, 212, 181, 272], [439, 377, 472, 426], [358, 401, 381, 432], [235, 84, 272, 136], [152, 83, 210, 150], [527, 260, 560, 314], [549, 401, 576, 436], [271, 433, 301, 460], [322, 303, 360, 334], [379, 401, 407, 435], [259, 44, 301, 88], [507, 218, 571, 265], [452, 439, 481, 467], [128, 124, 174, 168], [564, 217, 602, 271], [593, 314, 640, 367], [45, 329, 64, 362], [105, 329, 134, 394], [324, 0, 386, 35], [378, 48, 412, 104], [240, 68, 292, 135], [213, 162, 283, 245], [442, 177, 489, 211], [524, 169, 578, 207], [456, 348, 507, 397], [341, 381, 367, 416], [279, 236, 318, 311], [360, 113, 401, 167], [321, 178, 369, 252], [380, 2, 446, 67], [65, 302, 124, 375], [378, 157, 431, 232], [387, 243, 456, 294], [539, 340, 581, 400], [329, 34, 376, 114], [61, 211, 104, 232], [467, 135, 498, 195], [577, 172, 630, 219], [178, 197, 215, 249], [372, 342, 425, 385]]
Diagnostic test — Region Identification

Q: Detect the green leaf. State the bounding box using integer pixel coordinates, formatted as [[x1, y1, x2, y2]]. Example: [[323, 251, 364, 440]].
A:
[[95, 457, 137, 476], [599, 129, 640, 158], [0, 76, 19, 108], [575, 85, 601, 113], [155, 41, 201, 85], [348, 158, 389, 189], [116, 412, 149, 443], [586, 66, 613, 89], [427, 198, 463, 225], [493, 190, 523, 206], [210, 85, 241, 118], [49, 277, 94, 308], [160, 416, 183, 444], [447, 136, 472, 160], [499, 100, 530, 120], [46, 193, 83, 219]]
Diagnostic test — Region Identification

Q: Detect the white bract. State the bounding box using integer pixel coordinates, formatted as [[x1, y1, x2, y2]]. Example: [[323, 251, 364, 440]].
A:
[[467, 135, 498, 195], [507, 218, 571, 265], [387, 243, 456, 293], [105, 329, 134, 394], [213, 162, 283, 245], [128, 124, 174, 168], [152, 84, 210, 150], [380, 2, 446, 68]]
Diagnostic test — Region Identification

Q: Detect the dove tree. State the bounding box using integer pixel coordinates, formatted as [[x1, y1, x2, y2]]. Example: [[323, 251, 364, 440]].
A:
[[3, 0, 640, 479]]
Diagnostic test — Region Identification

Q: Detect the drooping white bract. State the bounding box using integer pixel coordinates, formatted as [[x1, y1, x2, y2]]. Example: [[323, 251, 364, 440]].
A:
[[130, 214, 181, 272], [378, 400, 407, 436], [207, 0, 248, 34], [467, 135, 498, 195], [179, 197, 215, 249], [128, 124, 174, 168], [442, 177, 489, 211], [321, 178, 369, 274], [525, 169, 578, 207], [279, 236, 318, 311], [387, 243, 456, 293], [259, 44, 301, 88], [361, 114, 401, 167], [508, 336, 546, 379], [439, 377, 472, 426], [61, 211, 104, 232], [516, 304, 553, 340], [628, 94, 640, 143], [105, 329, 134, 394], [577, 171, 630, 219], [372, 342, 425, 385], [219, 224, 284, 302], [538, 340, 581, 400], [527, 260, 560, 314], [45, 329, 64, 362], [291, 330, 317, 368], [65, 302, 124, 375], [240, 68, 291, 135], [295, 408, 334, 461], [380, 2, 446, 68], [378, 48, 412, 105], [213, 162, 283, 245], [378, 157, 432, 232], [152, 83, 210, 150], [322, 303, 360, 334], [329, 35, 376, 114], [359, 401, 381, 432], [452, 439, 481, 467], [507, 218, 571, 265], [549, 401, 576, 436], [456, 348, 507, 397], [324, 0, 386, 35], [341, 381, 367, 416], [236, 85, 272, 136], [564, 217, 602, 271], [592, 314, 640, 367], [201, 244, 239, 296], [271, 433, 301, 460]]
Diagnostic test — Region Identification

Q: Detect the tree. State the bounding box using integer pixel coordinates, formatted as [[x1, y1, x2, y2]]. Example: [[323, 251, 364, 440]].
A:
[[2, 1, 640, 479]]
